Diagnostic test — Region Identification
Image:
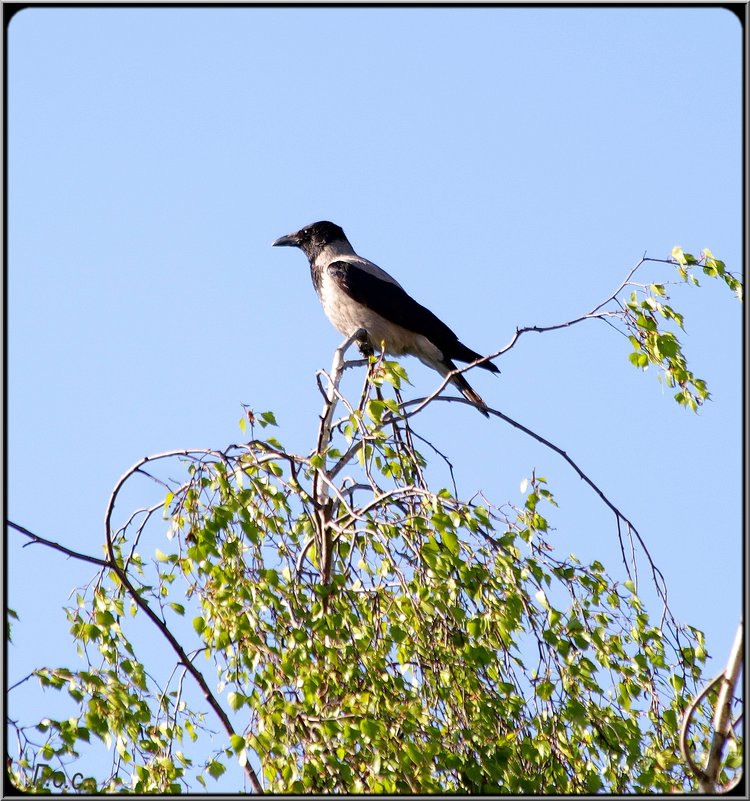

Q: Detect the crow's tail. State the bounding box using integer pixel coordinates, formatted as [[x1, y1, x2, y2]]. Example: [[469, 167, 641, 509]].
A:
[[451, 372, 491, 418], [451, 342, 501, 374]]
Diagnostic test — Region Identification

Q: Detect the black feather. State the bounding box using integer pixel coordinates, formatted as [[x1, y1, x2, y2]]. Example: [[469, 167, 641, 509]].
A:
[[328, 260, 500, 373]]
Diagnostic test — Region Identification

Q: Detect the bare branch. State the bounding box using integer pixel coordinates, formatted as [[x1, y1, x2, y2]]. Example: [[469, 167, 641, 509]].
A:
[[9, 520, 109, 568]]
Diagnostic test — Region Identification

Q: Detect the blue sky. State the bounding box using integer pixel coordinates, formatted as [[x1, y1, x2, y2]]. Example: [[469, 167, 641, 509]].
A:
[[7, 5, 743, 791]]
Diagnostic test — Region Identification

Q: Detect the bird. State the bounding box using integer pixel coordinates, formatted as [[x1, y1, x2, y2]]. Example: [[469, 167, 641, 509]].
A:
[[272, 220, 499, 416]]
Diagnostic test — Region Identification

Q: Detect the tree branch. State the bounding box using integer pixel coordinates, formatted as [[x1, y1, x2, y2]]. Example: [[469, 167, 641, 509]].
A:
[[310, 328, 373, 588], [679, 620, 744, 792], [10, 501, 266, 793], [8, 520, 109, 568], [98, 452, 266, 792], [415, 397, 669, 610]]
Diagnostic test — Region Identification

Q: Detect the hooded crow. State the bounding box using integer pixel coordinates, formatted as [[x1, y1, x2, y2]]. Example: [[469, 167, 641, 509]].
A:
[[272, 221, 499, 416]]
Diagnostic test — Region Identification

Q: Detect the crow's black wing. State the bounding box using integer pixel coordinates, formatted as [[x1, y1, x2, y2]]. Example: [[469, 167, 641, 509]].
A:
[[327, 260, 460, 348], [328, 260, 500, 373]]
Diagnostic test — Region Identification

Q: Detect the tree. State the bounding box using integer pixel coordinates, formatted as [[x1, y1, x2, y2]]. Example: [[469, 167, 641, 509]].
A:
[[7, 249, 742, 793]]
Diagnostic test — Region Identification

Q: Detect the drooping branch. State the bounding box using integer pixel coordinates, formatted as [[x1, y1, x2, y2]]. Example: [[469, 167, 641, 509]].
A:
[[398, 394, 671, 613], [106, 451, 265, 792], [9, 453, 266, 794]]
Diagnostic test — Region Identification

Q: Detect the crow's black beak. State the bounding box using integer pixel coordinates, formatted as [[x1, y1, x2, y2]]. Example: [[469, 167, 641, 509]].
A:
[[272, 233, 299, 248]]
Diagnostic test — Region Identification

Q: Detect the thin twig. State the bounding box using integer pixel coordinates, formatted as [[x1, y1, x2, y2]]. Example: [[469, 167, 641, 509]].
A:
[[9, 521, 109, 568]]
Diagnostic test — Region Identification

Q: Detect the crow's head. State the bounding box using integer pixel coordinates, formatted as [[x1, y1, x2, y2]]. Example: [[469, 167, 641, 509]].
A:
[[273, 221, 348, 259]]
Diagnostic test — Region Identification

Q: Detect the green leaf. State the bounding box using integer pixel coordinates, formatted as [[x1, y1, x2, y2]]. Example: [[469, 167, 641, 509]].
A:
[[635, 313, 657, 332], [586, 773, 603, 793], [365, 399, 387, 424], [95, 611, 116, 627], [207, 760, 226, 780], [360, 718, 380, 738], [263, 568, 280, 587], [390, 624, 407, 643], [442, 529, 459, 556], [84, 624, 102, 641], [668, 673, 684, 693], [656, 334, 678, 359], [259, 410, 278, 428], [536, 680, 555, 700]]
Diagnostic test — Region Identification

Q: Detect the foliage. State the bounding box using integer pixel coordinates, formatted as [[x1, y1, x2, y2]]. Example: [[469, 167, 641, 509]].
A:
[[7, 249, 742, 793], [623, 247, 741, 411]]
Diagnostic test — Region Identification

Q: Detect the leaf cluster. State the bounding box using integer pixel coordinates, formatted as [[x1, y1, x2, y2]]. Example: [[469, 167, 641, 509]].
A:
[[623, 248, 741, 411]]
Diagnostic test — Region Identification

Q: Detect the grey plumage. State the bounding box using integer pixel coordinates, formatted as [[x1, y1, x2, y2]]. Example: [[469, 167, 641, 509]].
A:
[[272, 221, 499, 416]]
